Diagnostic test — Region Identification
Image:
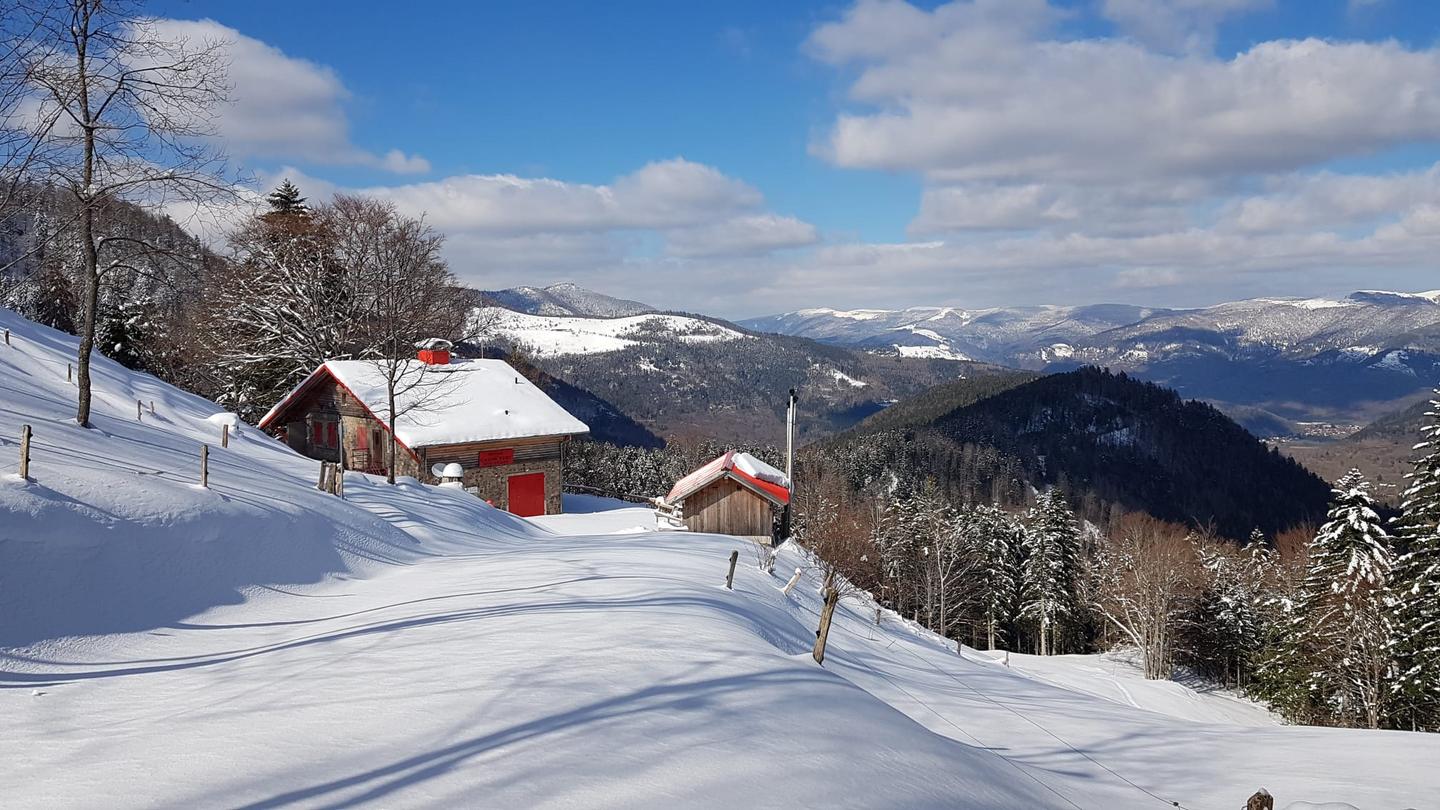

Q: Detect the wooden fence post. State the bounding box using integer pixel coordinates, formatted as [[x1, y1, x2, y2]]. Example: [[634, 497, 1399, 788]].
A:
[[136, 400, 142, 421], [813, 583, 840, 665], [149, 401, 155, 416], [3, 328, 9, 345], [317, 462, 328, 491], [781, 567, 803, 596], [18, 424, 31, 481], [222, 423, 229, 448], [725, 549, 739, 590], [200, 444, 209, 488], [1245, 789, 1273, 810], [66, 363, 72, 383]]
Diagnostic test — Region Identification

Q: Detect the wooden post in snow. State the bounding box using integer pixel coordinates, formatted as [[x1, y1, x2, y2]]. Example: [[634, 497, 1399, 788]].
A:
[[3, 328, 9, 345], [18, 424, 31, 481], [222, 423, 229, 448], [317, 462, 328, 491], [66, 363, 72, 383], [149, 401, 155, 416], [200, 444, 209, 488], [813, 582, 840, 665], [1246, 789, 1273, 810], [781, 567, 803, 596], [136, 400, 142, 421], [725, 549, 739, 589]]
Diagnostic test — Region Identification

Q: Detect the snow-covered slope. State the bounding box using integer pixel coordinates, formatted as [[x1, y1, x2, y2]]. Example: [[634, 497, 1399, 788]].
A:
[[477, 306, 750, 357], [3, 309, 1437, 808]]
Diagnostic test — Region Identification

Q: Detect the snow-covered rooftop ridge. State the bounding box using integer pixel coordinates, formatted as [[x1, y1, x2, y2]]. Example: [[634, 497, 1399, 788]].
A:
[[263, 358, 588, 448], [731, 452, 789, 489], [329, 358, 588, 447]]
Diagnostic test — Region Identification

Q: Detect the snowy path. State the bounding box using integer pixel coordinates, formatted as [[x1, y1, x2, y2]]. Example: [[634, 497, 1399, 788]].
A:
[[4, 525, 1053, 809], [8, 518, 1437, 808]]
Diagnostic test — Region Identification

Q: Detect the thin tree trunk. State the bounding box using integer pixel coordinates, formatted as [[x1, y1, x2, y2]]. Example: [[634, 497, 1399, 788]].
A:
[[387, 392, 398, 486], [74, 9, 97, 428], [76, 206, 98, 427]]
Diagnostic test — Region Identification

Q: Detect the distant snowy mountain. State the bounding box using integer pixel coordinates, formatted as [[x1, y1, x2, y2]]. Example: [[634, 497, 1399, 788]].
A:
[[744, 291, 1440, 434], [470, 305, 1004, 443], [478, 307, 749, 358], [481, 282, 655, 318]]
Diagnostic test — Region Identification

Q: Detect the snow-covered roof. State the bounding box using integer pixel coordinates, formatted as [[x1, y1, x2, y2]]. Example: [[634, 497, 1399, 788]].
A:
[[666, 451, 790, 506], [260, 358, 588, 449]]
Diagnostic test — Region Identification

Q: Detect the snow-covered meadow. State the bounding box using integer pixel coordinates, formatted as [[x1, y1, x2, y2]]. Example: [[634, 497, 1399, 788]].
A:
[[475, 307, 749, 358], [3, 307, 1438, 809]]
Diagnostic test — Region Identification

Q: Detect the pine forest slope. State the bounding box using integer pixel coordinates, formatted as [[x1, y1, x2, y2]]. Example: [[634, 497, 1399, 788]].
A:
[[821, 367, 1330, 538]]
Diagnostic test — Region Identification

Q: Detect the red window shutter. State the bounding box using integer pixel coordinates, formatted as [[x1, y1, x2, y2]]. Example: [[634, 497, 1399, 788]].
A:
[[312, 421, 323, 443], [327, 422, 339, 448]]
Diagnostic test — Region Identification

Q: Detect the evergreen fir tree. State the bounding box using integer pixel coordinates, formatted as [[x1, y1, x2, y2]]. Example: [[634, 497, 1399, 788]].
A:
[[1021, 488, 1081, 655], [967, 503, 1023, 650], [1390, 395, 1440, 730], [266, 179, 308, 215], [1286, 469, 1395, 727]]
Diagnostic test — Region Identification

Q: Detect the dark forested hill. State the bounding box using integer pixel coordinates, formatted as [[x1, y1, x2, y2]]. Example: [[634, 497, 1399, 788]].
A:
[[815, 367, 1330, 539]]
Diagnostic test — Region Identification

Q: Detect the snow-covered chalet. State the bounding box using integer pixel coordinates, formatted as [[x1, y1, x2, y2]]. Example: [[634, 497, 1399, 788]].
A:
[[258, 343, 589, 516]]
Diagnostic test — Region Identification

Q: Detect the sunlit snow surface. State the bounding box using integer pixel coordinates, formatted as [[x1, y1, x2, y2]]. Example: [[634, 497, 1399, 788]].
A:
[[3, 307, 1438, 809]]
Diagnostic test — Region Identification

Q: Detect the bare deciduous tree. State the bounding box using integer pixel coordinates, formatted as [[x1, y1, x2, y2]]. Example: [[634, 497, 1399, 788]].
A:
[[324, 194, 466, 484], [1092, 513, 1201, 680], [21, 0, 233, 426]]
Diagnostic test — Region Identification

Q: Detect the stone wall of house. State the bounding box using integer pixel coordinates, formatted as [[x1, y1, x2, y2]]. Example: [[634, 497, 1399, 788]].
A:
[[456, 456, 564, 514], [420, 438, 568, 514]]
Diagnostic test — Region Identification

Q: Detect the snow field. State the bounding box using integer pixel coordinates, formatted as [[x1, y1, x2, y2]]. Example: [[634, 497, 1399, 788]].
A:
[[476, 307, 749, 357], [3, 306, 1439, 809]]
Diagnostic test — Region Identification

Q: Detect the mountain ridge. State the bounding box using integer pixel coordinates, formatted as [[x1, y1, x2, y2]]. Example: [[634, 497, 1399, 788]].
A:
[[744, 289, 1440, 434]]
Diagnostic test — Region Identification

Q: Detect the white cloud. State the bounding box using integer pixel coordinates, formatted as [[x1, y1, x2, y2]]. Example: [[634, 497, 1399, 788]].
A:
[[150, 19, 429, 174], [1100, 0, 1271, 53], [665, 215, 819, 258], [809, 2, 1440, 184], [353, 159, 814, 261]]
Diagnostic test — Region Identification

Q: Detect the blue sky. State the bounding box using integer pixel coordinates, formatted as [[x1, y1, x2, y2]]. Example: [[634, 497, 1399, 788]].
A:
[[148, 1, 1440, 317]]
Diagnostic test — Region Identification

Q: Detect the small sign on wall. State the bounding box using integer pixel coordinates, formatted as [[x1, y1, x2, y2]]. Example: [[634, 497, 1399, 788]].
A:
[[478, 448, 515, 467]]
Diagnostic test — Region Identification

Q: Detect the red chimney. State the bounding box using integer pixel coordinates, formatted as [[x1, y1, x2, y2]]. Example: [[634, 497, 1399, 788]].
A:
[[415, 338, 453, 365], [417, 348, 450, 365]]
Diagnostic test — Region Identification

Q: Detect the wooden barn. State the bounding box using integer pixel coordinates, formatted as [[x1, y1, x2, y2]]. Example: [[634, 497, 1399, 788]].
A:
[[663, 451, 791, 543], [258, 345, 589, 516]]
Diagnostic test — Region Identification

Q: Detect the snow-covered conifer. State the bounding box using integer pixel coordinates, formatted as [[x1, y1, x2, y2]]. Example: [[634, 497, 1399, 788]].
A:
[[1021, 489, 1081, 655], [1288, 469, 1395, 727], [1390, 395, 1440, 730]]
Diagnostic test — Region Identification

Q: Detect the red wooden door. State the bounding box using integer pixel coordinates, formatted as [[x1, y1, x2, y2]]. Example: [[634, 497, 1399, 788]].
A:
[[507, 472, 546, 517]]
